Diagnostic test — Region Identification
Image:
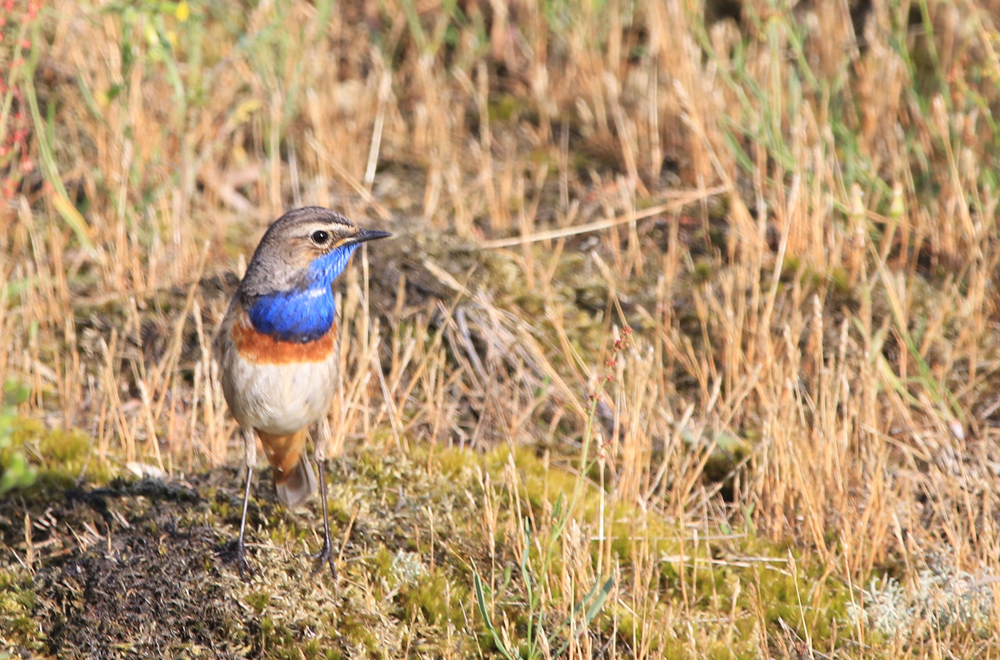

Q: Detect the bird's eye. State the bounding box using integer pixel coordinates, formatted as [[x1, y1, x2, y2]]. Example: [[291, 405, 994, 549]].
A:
[[311, 230, 330, 245]]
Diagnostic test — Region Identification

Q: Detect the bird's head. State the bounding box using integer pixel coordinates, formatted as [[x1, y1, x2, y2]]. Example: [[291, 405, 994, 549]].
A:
[[239, 207, 391, 298]]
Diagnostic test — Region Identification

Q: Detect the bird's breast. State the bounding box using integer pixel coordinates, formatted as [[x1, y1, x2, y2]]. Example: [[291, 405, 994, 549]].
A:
[[221, 307, 339, 434], [231, 310, 337, 365], [247, 285, 336, 342]]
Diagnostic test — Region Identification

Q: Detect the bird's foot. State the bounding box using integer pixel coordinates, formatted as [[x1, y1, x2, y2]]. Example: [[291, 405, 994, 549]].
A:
[[309, 540, 337, 579], [221, 538, 254, 582]]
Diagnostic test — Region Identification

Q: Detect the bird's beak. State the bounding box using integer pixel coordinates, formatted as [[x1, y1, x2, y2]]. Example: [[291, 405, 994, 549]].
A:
[[352, 228, 392, 244]]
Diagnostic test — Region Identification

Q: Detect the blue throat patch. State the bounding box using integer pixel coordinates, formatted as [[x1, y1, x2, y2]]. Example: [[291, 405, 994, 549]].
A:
[[247, 244, 359, 342]]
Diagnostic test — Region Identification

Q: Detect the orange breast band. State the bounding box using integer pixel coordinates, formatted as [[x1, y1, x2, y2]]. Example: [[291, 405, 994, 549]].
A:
[[232, 315, 336, 364]]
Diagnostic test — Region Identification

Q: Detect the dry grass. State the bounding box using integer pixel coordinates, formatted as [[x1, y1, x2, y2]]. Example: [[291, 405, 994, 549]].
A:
[[4, 0, 1000, 657]]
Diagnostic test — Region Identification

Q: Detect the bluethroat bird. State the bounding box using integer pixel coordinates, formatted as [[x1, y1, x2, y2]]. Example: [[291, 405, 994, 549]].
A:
[[217, 206, 390, 579]]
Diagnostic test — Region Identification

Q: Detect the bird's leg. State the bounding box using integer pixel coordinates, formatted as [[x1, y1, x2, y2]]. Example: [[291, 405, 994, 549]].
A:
[[229, 428, 257, 580], [310, 416, 337, 579]]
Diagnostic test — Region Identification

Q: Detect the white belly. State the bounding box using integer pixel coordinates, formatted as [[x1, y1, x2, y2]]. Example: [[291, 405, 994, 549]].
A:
[[221, 350, 337, 435]]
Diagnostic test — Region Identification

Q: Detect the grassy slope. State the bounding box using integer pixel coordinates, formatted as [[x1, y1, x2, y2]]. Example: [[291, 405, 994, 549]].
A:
[[3, 0, 1000, 657]]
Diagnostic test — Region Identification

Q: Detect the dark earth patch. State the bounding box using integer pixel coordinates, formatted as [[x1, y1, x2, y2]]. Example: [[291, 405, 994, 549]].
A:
[[35, 524, 247, 659], [1, 453, 485, 659], [1, 473, 252, 658]]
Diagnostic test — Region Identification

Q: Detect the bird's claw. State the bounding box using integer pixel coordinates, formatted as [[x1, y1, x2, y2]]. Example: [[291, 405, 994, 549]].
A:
[[309, 541, 337, 579], [221, 538, 254, 582]]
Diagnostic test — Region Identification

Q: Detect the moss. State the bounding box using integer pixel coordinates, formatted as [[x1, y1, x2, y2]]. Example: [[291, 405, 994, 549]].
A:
[[728, 535, 851, 644], [338, 614, 381, 655], [429, 445, 480, 480], [2, 417, 107, 490], [441, 444, 854, 656], [693, 257, 715, 284], [265, 517, 311, 545], [515, 289, 548, 317], [487, 93, 521, 122], [355, 451, 397, 490], [37, 426, 90, 464], [0, 435, 859, 658], [247, 591, 270, 614], [399, 570, 468, 625], [0, 568, 42, 651], [370, 545, 395, 583], [210, 493, 235, 519], [477, 445, 676, 538]]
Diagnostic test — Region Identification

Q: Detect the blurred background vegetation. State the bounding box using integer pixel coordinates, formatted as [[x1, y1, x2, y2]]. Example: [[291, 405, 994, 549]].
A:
[[4, 0, 1000, 657]]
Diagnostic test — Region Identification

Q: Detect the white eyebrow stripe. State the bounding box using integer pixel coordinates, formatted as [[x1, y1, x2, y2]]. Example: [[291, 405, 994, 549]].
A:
[[298, 220, 355, 234]]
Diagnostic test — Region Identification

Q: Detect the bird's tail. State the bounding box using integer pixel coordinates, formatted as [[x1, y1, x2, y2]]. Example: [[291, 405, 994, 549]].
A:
[[274, 457, 317, 509], [256, 428, 317, 509]]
